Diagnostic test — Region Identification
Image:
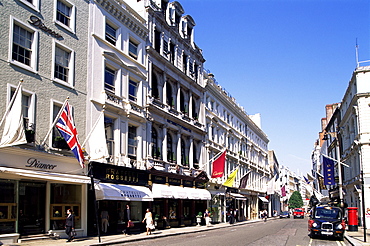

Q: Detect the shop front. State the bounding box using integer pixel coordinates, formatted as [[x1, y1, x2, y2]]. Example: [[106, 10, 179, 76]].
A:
[[89, 162, 152, 235], [0, 147, 89, 244], [150, 169, 211, 228]]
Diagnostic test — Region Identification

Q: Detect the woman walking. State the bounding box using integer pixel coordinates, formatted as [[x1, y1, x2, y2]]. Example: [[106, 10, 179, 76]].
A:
[[142, 208, 154, 235]]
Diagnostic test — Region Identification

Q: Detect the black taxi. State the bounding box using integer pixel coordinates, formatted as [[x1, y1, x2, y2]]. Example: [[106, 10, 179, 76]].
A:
[[308, 205, 346, 241]]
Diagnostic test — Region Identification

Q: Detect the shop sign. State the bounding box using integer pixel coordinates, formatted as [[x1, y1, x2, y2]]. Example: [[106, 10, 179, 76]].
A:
[[195, 182, 206, 189], [28, 15, 63, 39], [183, 180, 193, 187], [25, 158, 57, 170], [168, 178, 181, 185], [153, 175, 166, 184], [105, 168, 138, 183]]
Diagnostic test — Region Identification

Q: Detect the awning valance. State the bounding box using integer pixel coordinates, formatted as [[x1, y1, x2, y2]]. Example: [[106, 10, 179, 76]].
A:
[[229, 193, 247, 200], [95, 183, 153, 201], [0, 166, 91, 184], [259, 196, 269, 203], [152, 184, 211, 200]]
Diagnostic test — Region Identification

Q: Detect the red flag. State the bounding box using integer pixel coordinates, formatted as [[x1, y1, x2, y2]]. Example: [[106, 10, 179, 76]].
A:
[[56, 102, 85, 168], [211, 151, 226, 178], [281, 185, 286, 197]]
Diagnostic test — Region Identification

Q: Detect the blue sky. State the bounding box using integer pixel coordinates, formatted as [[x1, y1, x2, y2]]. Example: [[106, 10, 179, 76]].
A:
[[179, 0, 370, 176]]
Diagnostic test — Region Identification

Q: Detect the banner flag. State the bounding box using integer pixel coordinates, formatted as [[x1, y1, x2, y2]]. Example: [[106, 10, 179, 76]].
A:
[[281, 185, 286, 197], [239, 172, 250, 189], [223, 168, 238, 187], [56, 101, 85, 168], [322, 156, 335, 185], [86, 112, 109, 162], [267, 177, 275, 195], [0, 83, 27, 147], [211, 150, 226, 178]]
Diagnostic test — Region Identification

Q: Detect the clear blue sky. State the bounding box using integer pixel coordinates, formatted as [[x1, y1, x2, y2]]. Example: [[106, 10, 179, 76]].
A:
[[179, 0, 370, 176]]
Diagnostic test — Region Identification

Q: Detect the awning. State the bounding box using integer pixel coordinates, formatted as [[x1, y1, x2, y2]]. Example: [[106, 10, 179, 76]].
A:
[[229, 193, 247, 200], [95, 183, 153, 201], [259, 196, 269, 203], [152, 183, 173, 198], [0, 166, 91, 184], [152, 184, 211, 200]]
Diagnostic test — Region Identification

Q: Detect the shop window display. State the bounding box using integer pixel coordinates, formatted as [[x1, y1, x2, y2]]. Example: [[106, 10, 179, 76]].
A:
[[50, 184, 81, 230], [0, 180, 16, 234]]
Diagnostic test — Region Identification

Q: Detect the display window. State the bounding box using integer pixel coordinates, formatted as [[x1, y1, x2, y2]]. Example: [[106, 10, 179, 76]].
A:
[[0, 180, 16, 234], [50, 184, 81, 230]]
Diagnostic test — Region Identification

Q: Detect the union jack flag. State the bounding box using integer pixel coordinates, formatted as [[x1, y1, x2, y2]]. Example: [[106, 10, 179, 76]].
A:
[[56, 101, 85, 168]]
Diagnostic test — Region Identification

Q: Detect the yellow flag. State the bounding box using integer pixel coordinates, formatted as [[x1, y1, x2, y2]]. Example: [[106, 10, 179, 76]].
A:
[[223, 168, 238, 187]]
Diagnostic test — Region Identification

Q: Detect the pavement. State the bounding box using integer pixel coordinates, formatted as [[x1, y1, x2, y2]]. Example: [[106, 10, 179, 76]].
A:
[[2, 218, 369, 246]]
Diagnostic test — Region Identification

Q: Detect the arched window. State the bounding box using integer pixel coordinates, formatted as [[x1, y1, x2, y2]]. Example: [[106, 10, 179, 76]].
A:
[[152, 73, 160, 99], [151, 128, 160, 159], [167, 133, 173, 162], [180, 90, 186, 113], [166, 82, 173, 107], [181, 138, 187, 166]]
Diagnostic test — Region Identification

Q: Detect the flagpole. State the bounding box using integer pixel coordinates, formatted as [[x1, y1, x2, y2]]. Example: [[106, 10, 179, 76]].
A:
[[81, 107, 105, 148], [0, 80, 23, 129], [321, 153, 349, 168], [208, 148, 226, 164], [41, 98, 69, 146]]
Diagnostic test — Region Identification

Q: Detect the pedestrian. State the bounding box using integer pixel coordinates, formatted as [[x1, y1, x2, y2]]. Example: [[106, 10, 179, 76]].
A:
[[65, 209, 75, 242], [262, 209, 267, 222], [142, 208, 154, 235], [101, 208, 109, 234], [229, 208, 234, 224], [204, 209, 211, 226], [123, 204, 132, 235]]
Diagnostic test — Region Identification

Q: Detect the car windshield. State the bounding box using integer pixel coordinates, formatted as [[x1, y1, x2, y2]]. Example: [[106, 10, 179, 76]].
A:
[[295, 209, 302, 212], [315, 207, 341, 219]]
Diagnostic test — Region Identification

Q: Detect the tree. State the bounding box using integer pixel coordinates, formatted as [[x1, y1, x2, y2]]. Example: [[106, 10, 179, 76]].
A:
[[288, 191, 304, 209]]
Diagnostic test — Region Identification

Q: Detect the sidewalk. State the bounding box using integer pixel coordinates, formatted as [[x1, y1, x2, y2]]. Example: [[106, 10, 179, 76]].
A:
[[4, 219, 264, 246], [345, 227, 370, 246]]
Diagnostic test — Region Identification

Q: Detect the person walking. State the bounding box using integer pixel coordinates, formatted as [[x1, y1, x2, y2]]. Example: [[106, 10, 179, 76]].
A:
[[101, 209, 109, 234], [123, 204, 132, 235], [65, 209, 75, 242], [204, 209, 211, 226], [142, 208, 154, 235]]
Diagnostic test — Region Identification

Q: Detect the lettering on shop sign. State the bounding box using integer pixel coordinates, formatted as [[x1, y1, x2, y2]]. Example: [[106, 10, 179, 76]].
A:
[[28, 15, 63, 39], [26, 158, 57, 169], [105, 168, 138, 183]]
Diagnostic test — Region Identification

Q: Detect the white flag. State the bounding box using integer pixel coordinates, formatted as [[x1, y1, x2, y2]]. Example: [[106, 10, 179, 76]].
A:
[[0, 84, 27, 147], [267, 177, 275, 195], [86, 113, 109, 162]]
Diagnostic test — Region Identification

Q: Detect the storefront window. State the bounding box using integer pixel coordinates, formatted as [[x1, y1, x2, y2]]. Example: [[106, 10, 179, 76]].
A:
[[168, 200, 177, 219], [50, 184, 81, 230], [0, 180, 16, 234], [183, 201, 191, 219]]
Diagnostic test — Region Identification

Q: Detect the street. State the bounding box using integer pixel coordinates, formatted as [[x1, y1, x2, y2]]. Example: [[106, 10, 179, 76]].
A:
[[126, 218, 350, 246]]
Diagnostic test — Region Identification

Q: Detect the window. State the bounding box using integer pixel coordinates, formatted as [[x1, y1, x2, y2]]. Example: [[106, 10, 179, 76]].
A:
[[104, 66, 116, 92], [151, 128, 160, 159], [104, 116, 114, 162], [129, 40, 138, 59], [12, 23, 33, 67], [129, 79, 138, 102], [19, 0, 40, 11], [54, 44, 72, 83], [169, 42, 175, 64], [166, 82, 173, 107], [182, 54, 188, 74], [55, 0, 75, 32], [151, 73, 159, 99], [181, 138, 187, 166], [154, 29, 161, 53], [167, 133, 173, 162], [105, 23, 117, 45], [128, 125, 137, 157], [52, 103, 69, 149]]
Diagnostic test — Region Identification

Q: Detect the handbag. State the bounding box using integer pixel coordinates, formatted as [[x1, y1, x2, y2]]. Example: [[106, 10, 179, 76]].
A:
[[71, 230, 77, 237], [149, 223, 155, 230], [127, 221, 134, 228]]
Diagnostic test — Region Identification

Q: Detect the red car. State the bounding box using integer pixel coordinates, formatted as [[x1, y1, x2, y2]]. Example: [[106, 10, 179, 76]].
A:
[[293, 208, 305, 219]]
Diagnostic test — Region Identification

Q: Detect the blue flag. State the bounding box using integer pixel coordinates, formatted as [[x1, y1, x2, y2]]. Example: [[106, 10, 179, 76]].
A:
[[323, 156, 335, 185]]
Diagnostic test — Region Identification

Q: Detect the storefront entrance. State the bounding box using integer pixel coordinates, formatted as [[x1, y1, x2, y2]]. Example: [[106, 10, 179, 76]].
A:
[[18, 181, 46, 235]]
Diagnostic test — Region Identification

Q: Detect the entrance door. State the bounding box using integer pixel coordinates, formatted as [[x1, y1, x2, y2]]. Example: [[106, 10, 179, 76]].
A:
[[18, 181, 46, 235]]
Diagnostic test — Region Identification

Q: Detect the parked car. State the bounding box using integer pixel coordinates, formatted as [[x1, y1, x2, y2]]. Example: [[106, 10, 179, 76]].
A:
[[279, 211, 290, 219], [293, 208, 305, 219], [308, 205, 345, 241]]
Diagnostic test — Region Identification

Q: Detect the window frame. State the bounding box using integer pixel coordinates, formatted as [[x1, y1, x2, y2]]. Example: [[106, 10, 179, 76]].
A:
[[52, 41, 75, 87], [54, 0, 76, 33], [17, 0, 40, 12], [105, 22, 117, 46], [9, 16, 39, 73], [128, 38, 139, 60], [128, 78, 138, 102], [104, 65, 117, 93]]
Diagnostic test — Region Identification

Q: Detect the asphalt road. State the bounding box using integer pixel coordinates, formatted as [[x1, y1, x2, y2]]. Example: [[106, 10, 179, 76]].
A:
[[125, 218, 351, 246]]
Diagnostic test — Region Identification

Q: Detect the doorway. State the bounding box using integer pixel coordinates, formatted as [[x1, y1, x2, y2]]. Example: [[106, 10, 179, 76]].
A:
[[18, 181, 46, 235]]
